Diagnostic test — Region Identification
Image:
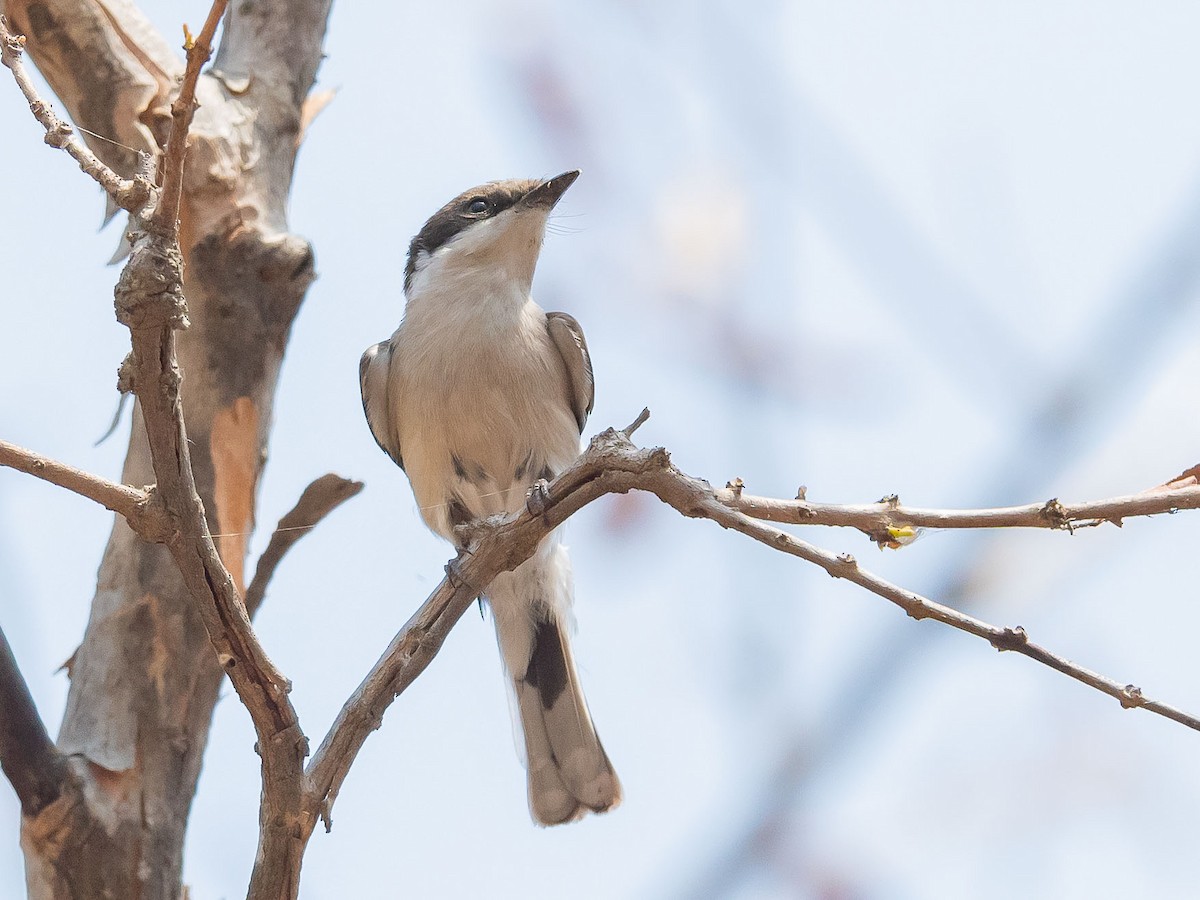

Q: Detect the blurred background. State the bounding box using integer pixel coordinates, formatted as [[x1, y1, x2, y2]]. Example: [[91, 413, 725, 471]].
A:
[[4, 1, 1200, 897]]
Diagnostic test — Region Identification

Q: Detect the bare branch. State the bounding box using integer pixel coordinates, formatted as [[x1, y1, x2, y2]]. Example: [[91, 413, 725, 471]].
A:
[[719, 481, 1200, 543], [5, 0, 327, 893], [115, 0, 295, 739], [305, 556, 483, 832], [0, 624, 66, 816], [105, 5, 311, 895], [0, 16, 153, 212], [149, 0, 226, 236], [115, 229, 308, 891], [1154, 464, 1200, 491], [304, 422, 1200, 830], [1, 0, 180, 177], [245, 474, 364, 617], [0, 438, 172, 541], [622, 406, 651, 437]]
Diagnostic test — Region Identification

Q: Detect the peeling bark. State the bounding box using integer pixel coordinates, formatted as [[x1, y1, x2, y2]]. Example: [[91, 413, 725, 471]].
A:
[[3, 1, 331, 896]]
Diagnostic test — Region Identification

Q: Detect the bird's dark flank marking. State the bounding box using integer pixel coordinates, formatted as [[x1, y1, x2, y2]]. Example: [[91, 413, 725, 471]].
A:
[[447, 498, 472, 528], [514, 453, 534, 482], [524, 619, 569, 710], [452, 453, 491, 485]]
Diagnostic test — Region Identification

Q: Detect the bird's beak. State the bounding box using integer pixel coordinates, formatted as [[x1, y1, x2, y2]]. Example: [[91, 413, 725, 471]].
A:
[[520, 170, 580, 211]]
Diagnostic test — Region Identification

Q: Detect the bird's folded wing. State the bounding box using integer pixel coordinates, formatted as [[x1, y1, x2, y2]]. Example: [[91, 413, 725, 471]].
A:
[[545, 312, 594, 433], [359, 340, 404, 469]]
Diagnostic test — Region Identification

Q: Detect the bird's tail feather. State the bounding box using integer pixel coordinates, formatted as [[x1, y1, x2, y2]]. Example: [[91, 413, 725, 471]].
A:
[[514, 619, 621, 824], [489, 553, 620, 825]]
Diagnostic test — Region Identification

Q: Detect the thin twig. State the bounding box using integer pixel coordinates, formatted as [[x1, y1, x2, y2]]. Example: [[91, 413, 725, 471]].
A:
[[150, 0, 228, 237], [1155, 464, 1200, 490], [0, 438, 172, 541], [0, 17, 153, 213], [0, 624, 66, 816], [622, 406, 651, 437], [0, 438, 145, 517], [719, 482, 1200, 543], [245, 474, 364, 616]]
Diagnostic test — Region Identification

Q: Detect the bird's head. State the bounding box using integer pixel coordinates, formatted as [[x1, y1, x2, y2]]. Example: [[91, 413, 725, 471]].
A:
[[404, 170, 580, 298]]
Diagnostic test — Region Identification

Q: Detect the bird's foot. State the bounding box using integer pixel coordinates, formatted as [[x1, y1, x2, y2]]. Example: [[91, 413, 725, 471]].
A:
[[526, 478, 552, 516]]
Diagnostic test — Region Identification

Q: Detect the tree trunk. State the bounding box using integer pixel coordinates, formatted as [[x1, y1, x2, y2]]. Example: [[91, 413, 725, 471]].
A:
[[1, 1, 331, 896]]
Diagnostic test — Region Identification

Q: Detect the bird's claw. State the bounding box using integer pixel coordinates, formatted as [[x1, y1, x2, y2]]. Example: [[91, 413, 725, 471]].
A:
[[526, 478, 551, 516], [444, 552, 478, 595]]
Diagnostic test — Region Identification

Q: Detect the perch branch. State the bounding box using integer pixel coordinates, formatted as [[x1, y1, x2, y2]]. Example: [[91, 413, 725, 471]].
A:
[[303, 418, 1200, 830], [0, 16, 153, 213], [245, 474, 364, 617], [305, 556, 483, 831], [0, 624, 66, 817]]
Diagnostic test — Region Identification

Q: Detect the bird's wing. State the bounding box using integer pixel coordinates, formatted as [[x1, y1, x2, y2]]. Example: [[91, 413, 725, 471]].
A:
[[359, 340, 404, 469], [545, 312, 594, 432]]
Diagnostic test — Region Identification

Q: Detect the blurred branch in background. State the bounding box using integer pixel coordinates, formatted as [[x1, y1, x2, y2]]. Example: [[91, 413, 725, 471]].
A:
[[6, 2, 1199, 896], [676, 109, 1200, 900]]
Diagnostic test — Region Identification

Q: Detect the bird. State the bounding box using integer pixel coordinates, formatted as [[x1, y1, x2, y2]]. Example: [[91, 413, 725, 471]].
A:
[[358, 170, 621, 825]]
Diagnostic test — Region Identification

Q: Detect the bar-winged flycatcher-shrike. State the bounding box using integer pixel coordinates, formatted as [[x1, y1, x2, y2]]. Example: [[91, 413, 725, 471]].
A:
[[359, 170, 621, 825]]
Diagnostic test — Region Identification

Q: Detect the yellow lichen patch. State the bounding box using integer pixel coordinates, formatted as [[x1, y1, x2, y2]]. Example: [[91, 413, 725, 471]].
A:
[[877, 525, 920, 550], [210, 397, 260, 597]]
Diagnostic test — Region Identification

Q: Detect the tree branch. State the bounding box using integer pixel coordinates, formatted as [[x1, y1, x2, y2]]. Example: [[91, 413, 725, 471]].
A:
[[110, 4, 308, 896], [0, 438, 172, 541], [0, 624, 66, 816], [5, 0, 329, 894], [245, 474, 364, 617], [0, 0, 180, 178], [118, 164, 308, 900], [719, 480, 1200, 544], [303, 418, 1200, 832], [149, 0, 226, 237], [0, 16, 153, 212]]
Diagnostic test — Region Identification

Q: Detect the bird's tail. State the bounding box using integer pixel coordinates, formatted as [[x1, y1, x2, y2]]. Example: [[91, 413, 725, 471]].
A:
[[488, 544, 621, 825]]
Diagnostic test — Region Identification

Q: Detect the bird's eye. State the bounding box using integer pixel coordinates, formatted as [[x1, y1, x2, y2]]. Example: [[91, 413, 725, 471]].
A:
[[466, 198, 491, 215]]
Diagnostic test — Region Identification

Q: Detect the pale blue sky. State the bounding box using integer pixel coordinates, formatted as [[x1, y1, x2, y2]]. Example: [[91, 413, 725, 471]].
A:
[[4, 2, 1200, 897]]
